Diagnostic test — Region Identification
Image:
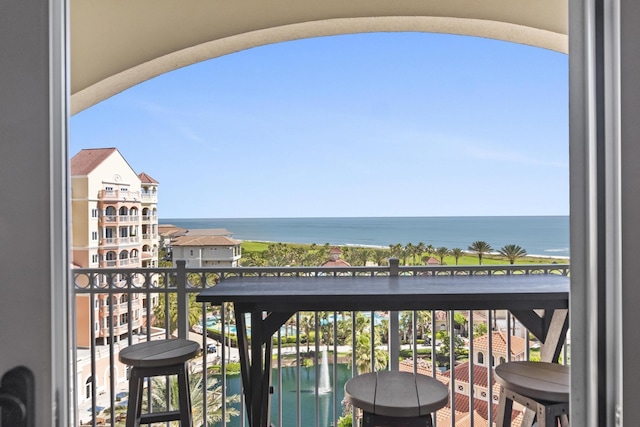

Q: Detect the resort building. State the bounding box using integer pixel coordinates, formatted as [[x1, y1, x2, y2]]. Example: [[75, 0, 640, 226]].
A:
[[472, 331, 527, 367], [158, 223, 187, 253], [70, 148, 160, 346], [171, 234, 242, 267], [321, 247, 351, 267]]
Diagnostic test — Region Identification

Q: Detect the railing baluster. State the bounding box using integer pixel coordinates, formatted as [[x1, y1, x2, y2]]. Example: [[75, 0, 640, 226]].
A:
[[277, 328, 283, 427], [431, 309, 437, 427], [468, 310, 474, 427], [487, 310, 493, 426], [333, 311, 339, 427], [449, 310, 455, 427]]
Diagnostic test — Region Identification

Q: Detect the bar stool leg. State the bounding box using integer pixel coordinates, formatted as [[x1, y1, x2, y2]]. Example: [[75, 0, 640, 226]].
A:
[[177, 363, 193, 427], [496, 386, 513, 427], [536, 404, 551, 427], [126, 368, 144, 427]]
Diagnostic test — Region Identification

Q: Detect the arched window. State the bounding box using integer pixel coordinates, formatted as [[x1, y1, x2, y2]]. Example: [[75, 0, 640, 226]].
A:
[[478, 352, 484, 365], [119, 206, 128, 216], [106, 251, 116, 261], [500, 356, 506, 365], [119, 250, 129, 260], [85, 376, 93, 399]]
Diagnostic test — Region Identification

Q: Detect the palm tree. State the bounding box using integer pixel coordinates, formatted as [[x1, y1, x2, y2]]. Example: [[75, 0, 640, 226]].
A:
[[389, 243, 403, 260], [416, 311, 432, 340], [468, 241, 493, 265], [399, 311, 414, 343], [348, 333, 388, 374], [373, 249, 390, 266], [154, 293, 202, 331], [415, 242, 426, 264], [450, 248, 464, 265], [435, 247, 449, 265], [498, 244, 528, 264], [148, 372, 240, 426], [299, 313, 314, 353], [404, 243, 415, 265]]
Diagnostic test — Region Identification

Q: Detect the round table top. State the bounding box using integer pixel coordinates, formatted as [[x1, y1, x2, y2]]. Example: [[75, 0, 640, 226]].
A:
[[494, 361, 570, 403], [119, 339, 200, 368], [344, 371, 449, 418]]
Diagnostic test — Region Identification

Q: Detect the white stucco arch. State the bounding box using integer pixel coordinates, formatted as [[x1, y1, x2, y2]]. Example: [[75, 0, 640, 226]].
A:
[[70, 0, 567, 114]]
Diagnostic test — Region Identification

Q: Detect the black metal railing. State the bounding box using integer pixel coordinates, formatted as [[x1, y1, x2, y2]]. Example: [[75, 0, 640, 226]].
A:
[[72, 262, 569, 427]]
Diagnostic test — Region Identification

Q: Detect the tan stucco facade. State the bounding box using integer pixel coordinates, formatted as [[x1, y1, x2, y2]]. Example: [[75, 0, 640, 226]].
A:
[[70, 0, 567, 114]]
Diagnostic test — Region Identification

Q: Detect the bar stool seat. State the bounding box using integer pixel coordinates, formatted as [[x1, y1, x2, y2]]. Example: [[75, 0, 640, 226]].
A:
[[119, 339, 200, 427], [344, 371, 448, 427], [494, 361, 570, 427]]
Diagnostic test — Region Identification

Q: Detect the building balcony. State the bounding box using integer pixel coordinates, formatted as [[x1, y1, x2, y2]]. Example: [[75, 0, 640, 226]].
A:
[[73, 262, 570, 427], [99, 215, 140, 226], [99, 189, 141, 201], [141, 250, 157, 259], [117, 236, 140, 245], [141, 215, 157, 223], [100, 258, 141, 268], [97, 321, 141, 339], [140, 193, 157, 202], [99, 299, 140, 317]]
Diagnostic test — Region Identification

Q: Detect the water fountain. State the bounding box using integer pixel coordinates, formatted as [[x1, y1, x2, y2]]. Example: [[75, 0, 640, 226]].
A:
[[318, 348, 332, 394]]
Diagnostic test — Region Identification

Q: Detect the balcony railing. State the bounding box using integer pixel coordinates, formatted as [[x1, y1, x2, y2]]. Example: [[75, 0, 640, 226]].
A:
[[72, 262, 570, 427]]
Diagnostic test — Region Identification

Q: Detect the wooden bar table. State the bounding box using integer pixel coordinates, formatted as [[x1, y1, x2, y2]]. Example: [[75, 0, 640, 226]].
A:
[[196, 273, 569, 427]]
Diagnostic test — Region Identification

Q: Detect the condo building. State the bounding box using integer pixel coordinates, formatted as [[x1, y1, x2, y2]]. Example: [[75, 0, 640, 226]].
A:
[[70, 148, 160, 347]]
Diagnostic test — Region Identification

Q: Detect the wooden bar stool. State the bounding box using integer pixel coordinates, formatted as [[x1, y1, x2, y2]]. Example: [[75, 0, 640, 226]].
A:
[[344, 371, 449, 427], [119, 339, 200, 427], [494, 361, 570, 427]]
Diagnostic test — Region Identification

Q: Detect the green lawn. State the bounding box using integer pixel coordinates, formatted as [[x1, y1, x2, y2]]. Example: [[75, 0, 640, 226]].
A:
[[241, 241, 568, 266]]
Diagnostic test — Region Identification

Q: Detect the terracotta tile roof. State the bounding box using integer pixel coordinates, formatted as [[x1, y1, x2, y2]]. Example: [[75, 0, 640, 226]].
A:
[[440, 361, 491, 388], [433, 405, 467, 426], [451, 394, 521, 425], [399, 359, 447, 382], [426, 256, 440, 265], [171, 235, 241, 246], [329, 247, 342, 254], [138, 172, 159, 183], [321, 259, 351, 267], [70, 148, 117, 175], [158, 224, 187, 237], [473, 331, 526, 356], [400, 359, 523, 426]]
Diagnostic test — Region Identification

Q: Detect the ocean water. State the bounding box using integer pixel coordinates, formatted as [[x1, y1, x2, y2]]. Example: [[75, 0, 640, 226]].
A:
[[161, 216, 570, 258]]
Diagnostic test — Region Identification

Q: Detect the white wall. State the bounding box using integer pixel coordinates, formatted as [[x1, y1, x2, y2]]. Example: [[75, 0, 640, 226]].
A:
[[0, 1, 69, 426], [620, 0, 640, 422]]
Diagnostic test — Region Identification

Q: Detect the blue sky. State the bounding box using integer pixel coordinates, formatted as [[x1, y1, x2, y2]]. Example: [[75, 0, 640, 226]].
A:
[[70, 32, 568, 219]]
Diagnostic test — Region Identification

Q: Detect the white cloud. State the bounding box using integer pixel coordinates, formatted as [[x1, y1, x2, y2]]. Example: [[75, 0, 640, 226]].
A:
[[462, 144, 567, 168]]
